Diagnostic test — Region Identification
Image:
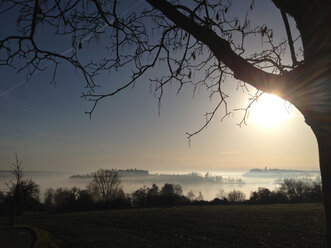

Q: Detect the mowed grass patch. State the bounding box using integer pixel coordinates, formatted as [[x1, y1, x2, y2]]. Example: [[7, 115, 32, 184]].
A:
[[21, 203, 326, 248]]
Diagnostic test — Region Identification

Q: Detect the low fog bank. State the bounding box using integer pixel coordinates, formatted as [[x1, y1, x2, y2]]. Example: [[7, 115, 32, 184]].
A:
[[1, 168, 320, 201]]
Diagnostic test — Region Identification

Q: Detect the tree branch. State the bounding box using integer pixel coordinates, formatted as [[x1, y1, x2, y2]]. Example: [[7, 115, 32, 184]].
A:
[[280, 9, 297, 66], [30, 0, 40, 39], [146, 0, 288, 98]]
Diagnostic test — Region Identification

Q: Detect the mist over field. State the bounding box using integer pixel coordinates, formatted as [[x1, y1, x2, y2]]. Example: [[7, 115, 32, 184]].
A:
[[0, 168, 320, 201]]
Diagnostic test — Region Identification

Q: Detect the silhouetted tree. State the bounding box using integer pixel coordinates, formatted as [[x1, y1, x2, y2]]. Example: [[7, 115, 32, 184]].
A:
[[0, 190, 6, 215], [49, 187, 95, 212], [76, 189, 95, 211], [250, 181, 323, 204], [227, 190, 245, 203], [148, 183, 159, 197], [216, 189, 227, 200], [161, 183, 183, 196], [158, 183, 188, 206], [279, 179, 300, 201], [145, 183, 159, 207], [98, 188, 131, 210], [250, 187, 272, 203], [186, 190, 195, 201], [88, 169, 121, 202], [0, 190, 5, 204], [279, 179, 324, 203], [1, 0, 331, 244], [132, 185, 149, 207], [309, 182, 324, 202], [6, 154, 40, 226], [196, 191, 204, 201], [53, 187, 78, 212], [44, 188, 56, 211], [269, 191, 287, 203]]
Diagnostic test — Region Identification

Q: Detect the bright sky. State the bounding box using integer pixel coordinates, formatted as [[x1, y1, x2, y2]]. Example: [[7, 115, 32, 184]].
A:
[[0, 0, 319, 173]]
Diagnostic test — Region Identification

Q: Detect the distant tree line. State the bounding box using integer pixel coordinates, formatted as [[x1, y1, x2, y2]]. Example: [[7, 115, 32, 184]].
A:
[[0, 161, 324, 224], [249, 179, 323, 204], [71, 168, 149, 178], [244, 168, 320, 178], [71, 170, 245, 185]]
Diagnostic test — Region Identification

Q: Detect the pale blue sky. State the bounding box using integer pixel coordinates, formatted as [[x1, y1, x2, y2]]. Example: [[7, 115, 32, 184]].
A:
[[0, 0, 319, 173]]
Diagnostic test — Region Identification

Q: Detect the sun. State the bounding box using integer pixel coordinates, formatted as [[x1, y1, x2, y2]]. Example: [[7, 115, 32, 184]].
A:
[[249, 93, 291, 127]]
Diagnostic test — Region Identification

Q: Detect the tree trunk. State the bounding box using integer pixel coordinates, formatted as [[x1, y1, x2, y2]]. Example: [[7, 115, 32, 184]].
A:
[[291, 2, 331, 244], [309, 117, 331, 248]]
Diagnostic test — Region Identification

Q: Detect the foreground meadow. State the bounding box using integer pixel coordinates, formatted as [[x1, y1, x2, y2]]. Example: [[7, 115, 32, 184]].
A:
[[3, 203, 327, 248]]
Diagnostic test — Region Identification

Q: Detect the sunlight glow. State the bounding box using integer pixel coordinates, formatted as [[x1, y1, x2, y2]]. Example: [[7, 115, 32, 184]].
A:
[[250, 93, 291, 127]]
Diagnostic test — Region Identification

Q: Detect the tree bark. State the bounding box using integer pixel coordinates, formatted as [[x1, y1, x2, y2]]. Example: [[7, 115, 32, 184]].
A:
[[308, 114, 331, 248]]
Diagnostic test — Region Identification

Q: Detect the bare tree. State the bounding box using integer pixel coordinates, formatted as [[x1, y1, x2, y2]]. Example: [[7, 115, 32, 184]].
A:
[[186, 190, 195, 201], [88, 169, 121, 201], [216, 188, 227, 200], [7, 154, 40, 226], [1, 0, 331, 245], [7, 154, 23, 227], [227, 190, 246, 203], [196, 191, 204, 201]]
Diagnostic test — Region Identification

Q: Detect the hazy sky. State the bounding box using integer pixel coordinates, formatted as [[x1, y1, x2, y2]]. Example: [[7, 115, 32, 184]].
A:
[[0, 0, 319, 173]]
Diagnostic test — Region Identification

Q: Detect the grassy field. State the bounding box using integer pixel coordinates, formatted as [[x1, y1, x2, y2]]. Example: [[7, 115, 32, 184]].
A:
[[3, 203, 327, 248]]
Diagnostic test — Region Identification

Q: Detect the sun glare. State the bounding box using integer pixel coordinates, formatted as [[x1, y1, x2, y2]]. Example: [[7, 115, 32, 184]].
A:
[[250, 93, 291, 127]]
